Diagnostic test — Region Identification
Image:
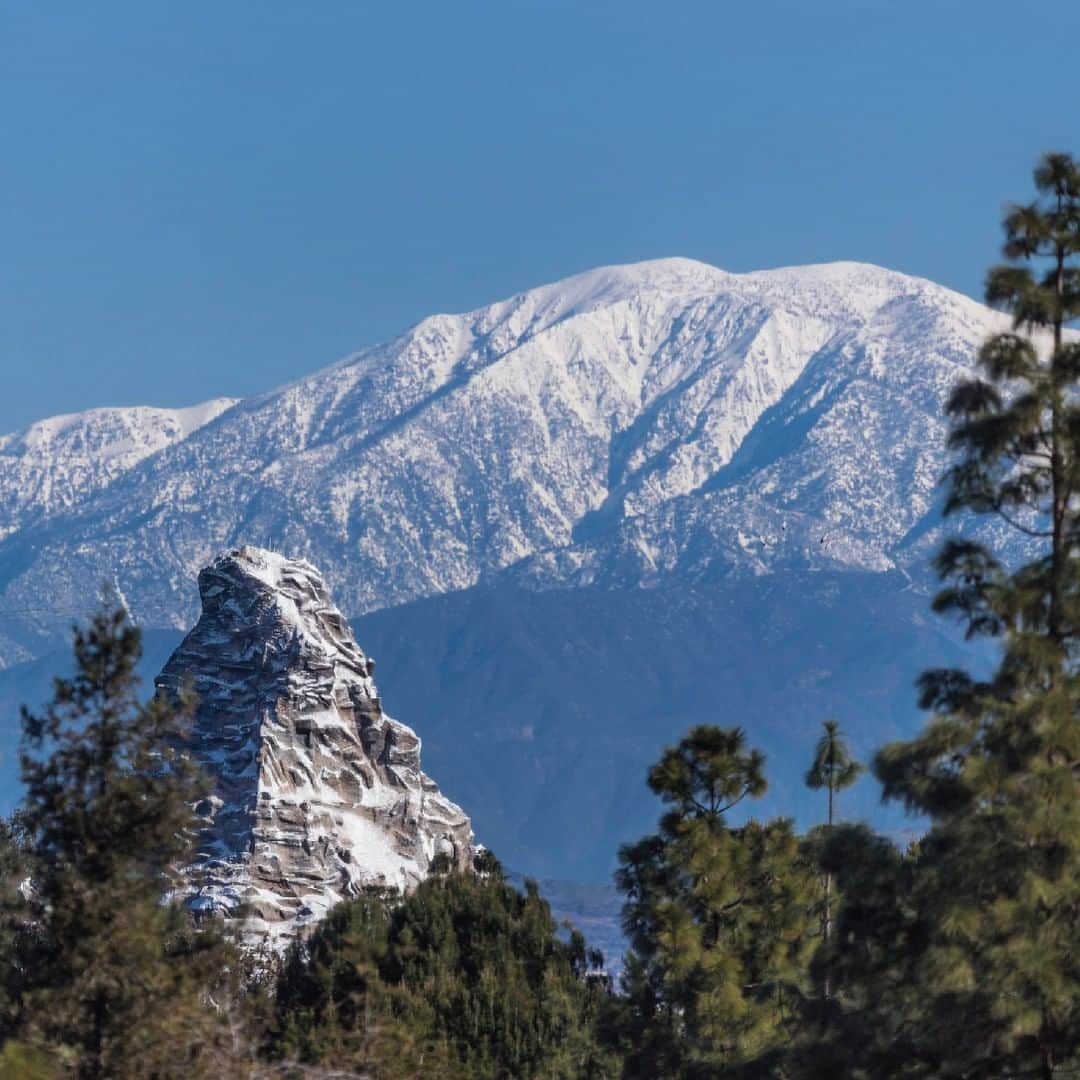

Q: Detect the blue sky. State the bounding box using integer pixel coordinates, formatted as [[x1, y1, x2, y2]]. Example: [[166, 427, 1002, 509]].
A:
[[3, 0, 1078, 433]]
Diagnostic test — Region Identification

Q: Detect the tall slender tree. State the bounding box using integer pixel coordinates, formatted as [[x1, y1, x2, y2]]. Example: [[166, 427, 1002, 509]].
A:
[[804, 719, 862, 1000], [805, 720, 863, 833], [875, 151, 1080, 1078]]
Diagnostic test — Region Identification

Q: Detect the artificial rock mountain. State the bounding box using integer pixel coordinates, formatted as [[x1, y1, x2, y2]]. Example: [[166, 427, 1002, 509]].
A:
[[1, 257, 1070, 878], [155, 546, 473, 945]]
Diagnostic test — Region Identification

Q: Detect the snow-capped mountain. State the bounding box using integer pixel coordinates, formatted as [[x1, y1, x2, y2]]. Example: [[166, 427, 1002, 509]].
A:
[[0, 257, 1042, 878], [0, 258, 1014, 665], [0, 399, 237, 542]]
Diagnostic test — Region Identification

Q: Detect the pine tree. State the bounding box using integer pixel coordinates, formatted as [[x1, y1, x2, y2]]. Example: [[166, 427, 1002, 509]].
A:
[[874, 151, 1080, 1078], [272, 867, 616, 1079], [613, 726, 816, 1078], [784, 826, 928, 1079], [7, 600, 243, 1078], [0, 813, 32, 1041], [804, 719, 863, 1001]]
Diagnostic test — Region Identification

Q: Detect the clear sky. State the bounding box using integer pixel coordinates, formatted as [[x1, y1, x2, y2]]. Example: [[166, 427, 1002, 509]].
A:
[[3, 0, 1079, 434]]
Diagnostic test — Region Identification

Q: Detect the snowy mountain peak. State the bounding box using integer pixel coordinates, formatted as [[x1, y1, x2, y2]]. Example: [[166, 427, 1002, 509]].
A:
[[502, 256, 733, 313], [450, 257, 974, 339], [0, 257, 1034, 666], [0, 397, 238, 541]]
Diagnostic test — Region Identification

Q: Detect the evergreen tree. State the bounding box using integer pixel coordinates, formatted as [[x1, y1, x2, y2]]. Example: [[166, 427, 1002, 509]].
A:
[[272, 887, 444, 1078], [804, 719, 863, 1000], [784, 826, 928, 1079], [5, 600, 243, 1078], [273, 868, 615, 1079], [874, 151, 1080, 1078], [612, 727, 816, 1078], [0, 813, 32, 1039]]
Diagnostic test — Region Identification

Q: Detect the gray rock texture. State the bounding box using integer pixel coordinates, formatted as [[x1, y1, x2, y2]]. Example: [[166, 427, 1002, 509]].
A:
[[155, 545, 474, 946]]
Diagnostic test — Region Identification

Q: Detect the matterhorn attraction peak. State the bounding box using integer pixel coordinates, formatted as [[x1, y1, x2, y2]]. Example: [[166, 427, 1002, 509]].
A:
[[154, 545, 474, 947]]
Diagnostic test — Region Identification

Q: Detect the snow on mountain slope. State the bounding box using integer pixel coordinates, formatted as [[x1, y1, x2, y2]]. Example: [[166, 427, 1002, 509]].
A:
[[0, 398, 238, 540], [0, 258, 1021, 665]]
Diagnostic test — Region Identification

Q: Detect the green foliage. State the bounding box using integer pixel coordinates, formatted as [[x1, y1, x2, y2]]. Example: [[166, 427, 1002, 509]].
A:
[[4, 600, 246, 1078], [272, 870, 616, 1079], [782, 827, 928, 1077], [612, 727, 817, 1078], [935, 151, 1080, 655], [804, 719, 863, 815], [0, 814, 32, 1036], [0, 1039, 59, 1079], [647, 725, 766, 825], [472, 846, 504, 877], [868, 152, 1080, 1078], [19, 603, 204, 902]]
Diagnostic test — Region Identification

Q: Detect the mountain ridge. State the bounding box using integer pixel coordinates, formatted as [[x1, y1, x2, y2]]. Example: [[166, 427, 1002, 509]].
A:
[[0, 257, 1020, 668], [0, 258, 1031, 878], [0, 397, 238, 543]]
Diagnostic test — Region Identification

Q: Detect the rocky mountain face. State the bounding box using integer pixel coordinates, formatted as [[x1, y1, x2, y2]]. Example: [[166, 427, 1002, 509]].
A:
[[154, 546, 473, 946]]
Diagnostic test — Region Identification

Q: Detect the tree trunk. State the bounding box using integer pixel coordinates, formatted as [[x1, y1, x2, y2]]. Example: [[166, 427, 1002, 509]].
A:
[[823, 771, 834, 1003], [1049, 229, 1067, 652]]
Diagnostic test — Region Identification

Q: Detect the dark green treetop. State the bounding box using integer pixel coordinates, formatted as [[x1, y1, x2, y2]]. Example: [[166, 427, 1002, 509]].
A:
[[934, 151, 1080, 659], [273, 864, 616, 1079], [804, 719, 863, 1007], [612, 726, 816, 1079], [647, 724, 766, 828]]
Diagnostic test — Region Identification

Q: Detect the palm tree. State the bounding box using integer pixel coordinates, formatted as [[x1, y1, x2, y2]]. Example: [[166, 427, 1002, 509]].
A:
[[805, 719, 863, 999]]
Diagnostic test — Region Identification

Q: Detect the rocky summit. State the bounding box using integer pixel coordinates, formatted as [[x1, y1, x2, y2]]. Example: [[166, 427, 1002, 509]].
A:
[[155, 545, 474, 947]]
